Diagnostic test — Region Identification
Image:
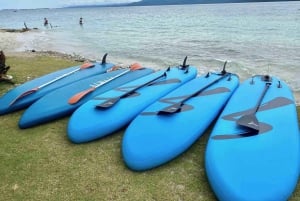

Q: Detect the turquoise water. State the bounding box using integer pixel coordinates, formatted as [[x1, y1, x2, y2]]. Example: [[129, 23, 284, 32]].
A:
[[0, 1, 300, 103]]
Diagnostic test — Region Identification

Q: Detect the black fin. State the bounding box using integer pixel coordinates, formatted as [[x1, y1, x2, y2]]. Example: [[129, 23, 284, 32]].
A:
[[221, 61, 227, 75], [180, 56, 189, 69], [101, 53, 108, 64]]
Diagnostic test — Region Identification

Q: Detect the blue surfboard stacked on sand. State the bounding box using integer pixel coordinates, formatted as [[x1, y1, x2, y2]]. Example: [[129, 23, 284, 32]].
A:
[[0, 54, 114, 115], [122, 64, 239, 171], [68, 60, 197, 143], [19, 67, 154, 128], [205, 75, 300, 201]]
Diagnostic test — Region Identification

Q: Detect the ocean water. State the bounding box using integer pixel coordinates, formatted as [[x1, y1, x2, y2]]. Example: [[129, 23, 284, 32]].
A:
[[0, 1, 300, 103]]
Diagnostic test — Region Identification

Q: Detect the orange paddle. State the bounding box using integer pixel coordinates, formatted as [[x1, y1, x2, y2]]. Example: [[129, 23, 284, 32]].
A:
[[68, 63, 143, 105]]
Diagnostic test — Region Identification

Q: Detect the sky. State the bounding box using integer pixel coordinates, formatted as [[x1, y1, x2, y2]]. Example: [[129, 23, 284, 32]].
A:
[[0, 0, 139, 10]]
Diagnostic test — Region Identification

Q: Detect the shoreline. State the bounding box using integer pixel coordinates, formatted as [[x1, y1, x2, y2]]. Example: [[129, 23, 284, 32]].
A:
[[0, 28, 94, 62], [5, 50, 88, 62], [1, 29, 300, 106], [0, 28, 35, 33]]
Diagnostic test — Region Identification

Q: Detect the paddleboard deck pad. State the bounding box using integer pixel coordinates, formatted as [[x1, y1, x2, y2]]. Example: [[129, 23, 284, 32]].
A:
[[205, 75, 300, 201]]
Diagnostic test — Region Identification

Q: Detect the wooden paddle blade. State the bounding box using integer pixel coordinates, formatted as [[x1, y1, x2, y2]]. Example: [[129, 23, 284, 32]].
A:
[[107, 63, 142, 73], [157, 103, 182, 115], [129, 63, 143, 71], [108, 65, 121, 72], [95, 97, 120, 109], [80, 62, 95, 69], [236, 114, 260, 132], [9, 87, 39, 106], [68, 87, 95, 105]]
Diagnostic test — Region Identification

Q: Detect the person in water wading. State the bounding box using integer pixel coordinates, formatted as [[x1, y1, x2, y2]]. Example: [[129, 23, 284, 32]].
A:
[[79, 17, 83, 25], [44, 18, 48, 26]]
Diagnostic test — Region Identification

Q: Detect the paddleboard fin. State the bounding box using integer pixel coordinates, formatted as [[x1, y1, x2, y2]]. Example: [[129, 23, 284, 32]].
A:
[[180, 56, 189, 69], [101, 53, 108, 64], [220, 61, 227, 75]]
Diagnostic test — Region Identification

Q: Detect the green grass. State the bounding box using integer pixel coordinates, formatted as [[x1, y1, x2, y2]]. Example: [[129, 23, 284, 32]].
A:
[[1, 54, 300, 201]]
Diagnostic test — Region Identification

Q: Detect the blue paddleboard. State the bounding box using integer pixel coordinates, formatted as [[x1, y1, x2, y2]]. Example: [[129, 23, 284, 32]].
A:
[[122, 71, 239, 171], [0, 54, 114, 115], [19, 67, 154, 128], [205, 75, 300, 201], [68, 64, 197, 143]]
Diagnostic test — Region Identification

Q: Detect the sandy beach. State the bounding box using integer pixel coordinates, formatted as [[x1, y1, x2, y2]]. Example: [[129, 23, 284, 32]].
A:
[[0, 29, 87, 62], [0, 30, 24, 53]]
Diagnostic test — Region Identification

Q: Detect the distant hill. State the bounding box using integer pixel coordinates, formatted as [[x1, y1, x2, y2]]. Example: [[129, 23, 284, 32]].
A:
[[66, 3, 129, 8], [128, 0, 294, 6], [66, 0, 296, 8]]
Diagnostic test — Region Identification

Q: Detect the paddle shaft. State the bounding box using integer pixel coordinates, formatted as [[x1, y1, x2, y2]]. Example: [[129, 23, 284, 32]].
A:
[[90, 63, 142, 89], [91, 68, 130, 89], [120, 72, 166, 99], [235, 82, 271, 131], [158, 73, 230, 114], [68, 63, 144, 105], [96, 72, 167, 108], [38, 68, 83, 89], [68, 68, 131, 104], [177, 73, 229, 105], [252, 82, 271, 113], [9, 63, 95, 106]]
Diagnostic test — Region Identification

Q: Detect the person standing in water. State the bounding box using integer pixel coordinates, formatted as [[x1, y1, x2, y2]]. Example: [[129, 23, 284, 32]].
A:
[[44, 18, 48, 26], [79, 17, 83, 25]]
